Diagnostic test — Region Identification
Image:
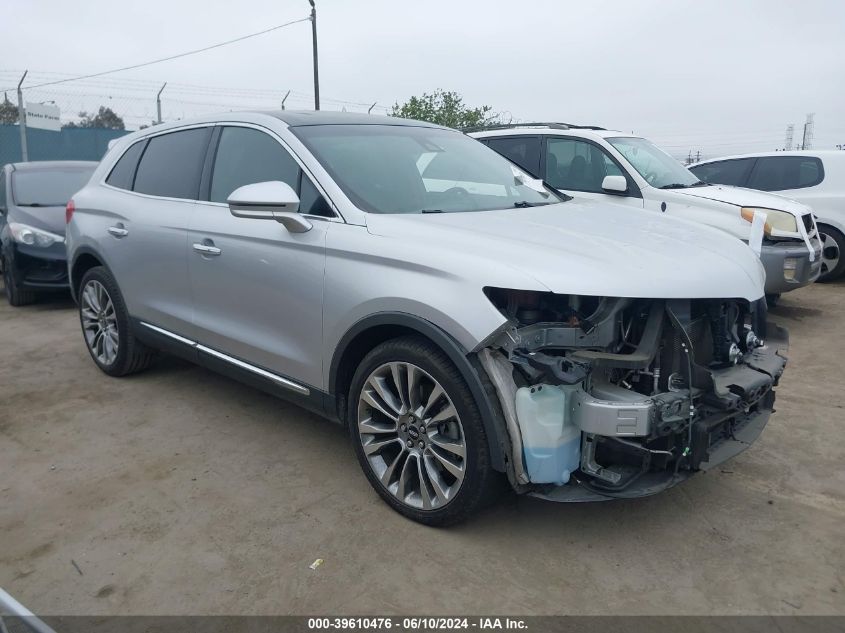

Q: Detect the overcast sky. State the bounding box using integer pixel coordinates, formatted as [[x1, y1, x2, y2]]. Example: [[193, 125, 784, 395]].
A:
[[3, 0, 844, 159]]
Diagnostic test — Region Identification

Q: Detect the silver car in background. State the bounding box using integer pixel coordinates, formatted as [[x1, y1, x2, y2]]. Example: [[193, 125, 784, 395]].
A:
[[66, 112, 788, 525]]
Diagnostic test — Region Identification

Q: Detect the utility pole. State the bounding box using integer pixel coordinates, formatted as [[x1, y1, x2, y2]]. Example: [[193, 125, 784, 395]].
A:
[[156, 83, 167, 124], [784, 124, 794, 151], [16, 70, 28, 162], [309, 0, 320, 110]]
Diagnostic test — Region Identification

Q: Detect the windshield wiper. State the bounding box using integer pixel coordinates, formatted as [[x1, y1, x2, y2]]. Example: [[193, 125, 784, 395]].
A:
[[513, 201, 554, 208], [658, 183, 692, 190], [18, 202, 46, 207], [420, 209, 444, 214], [687, 181, 710, 187]]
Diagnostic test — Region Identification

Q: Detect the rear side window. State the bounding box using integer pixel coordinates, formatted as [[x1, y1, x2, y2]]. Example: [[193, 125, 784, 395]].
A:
[[746, 156, 825, 192], [106, 141, 146, 190], [209, 126, 300, 203], [133, 128, 211, 199], [690, 158, 755, 187], [484, 136, 541, 177]]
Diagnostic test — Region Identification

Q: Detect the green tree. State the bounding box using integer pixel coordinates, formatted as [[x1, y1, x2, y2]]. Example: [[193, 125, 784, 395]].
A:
[[391, 90, 501, 130], [0, 93, 19, 125], [64, 106, 125, 130]]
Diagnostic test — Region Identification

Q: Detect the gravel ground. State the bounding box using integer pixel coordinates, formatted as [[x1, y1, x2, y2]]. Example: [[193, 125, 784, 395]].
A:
[[1, 278, 843, 616]]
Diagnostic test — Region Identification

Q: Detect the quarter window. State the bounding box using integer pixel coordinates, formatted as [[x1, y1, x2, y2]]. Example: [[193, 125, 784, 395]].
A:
[[133, 128, 211, 199], [298, 174, 333, 217], [546, 138, 622, 193], [689, 158, 755, 187], [746, 156, 824, 192], [209, 127, 300, 203], [484, 136, 541, 177], [106, 140, 146, 190]]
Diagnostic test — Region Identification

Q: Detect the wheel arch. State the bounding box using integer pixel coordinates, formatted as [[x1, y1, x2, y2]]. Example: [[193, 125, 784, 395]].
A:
[[329, 312, 507, 471], [69, 247, 110, 303]]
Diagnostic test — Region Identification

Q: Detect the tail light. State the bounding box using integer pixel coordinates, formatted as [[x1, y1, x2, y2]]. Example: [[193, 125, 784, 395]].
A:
[[65, 199, 75, 224]]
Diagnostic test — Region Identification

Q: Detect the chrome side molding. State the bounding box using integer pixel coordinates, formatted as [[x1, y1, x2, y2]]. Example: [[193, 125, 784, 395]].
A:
[[139, 321, 310, 396]]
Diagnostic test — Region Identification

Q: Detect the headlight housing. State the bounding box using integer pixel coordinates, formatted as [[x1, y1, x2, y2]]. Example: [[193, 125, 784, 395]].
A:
[[8, 222, 65, 248], [740, 207, 798, 237]]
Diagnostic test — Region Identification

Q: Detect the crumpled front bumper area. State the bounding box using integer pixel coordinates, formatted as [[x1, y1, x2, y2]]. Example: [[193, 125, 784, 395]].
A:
[[530, 321, 789, 502]]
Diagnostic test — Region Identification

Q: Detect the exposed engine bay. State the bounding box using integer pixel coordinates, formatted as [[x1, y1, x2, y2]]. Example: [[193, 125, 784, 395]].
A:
[[478, 288, 789, 500]]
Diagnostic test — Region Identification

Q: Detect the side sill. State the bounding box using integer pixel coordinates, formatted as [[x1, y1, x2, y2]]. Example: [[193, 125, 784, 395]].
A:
[[133, 319, 337, 421]]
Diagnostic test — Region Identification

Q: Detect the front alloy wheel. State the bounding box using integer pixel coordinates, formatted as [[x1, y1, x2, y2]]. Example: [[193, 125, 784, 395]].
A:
[[348, 336, 499, 525], [81, 279, 120, 365], [357, 361, 466, 510]]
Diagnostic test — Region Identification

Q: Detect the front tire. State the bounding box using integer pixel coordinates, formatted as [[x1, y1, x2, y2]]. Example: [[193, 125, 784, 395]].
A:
[[817, 224, 845, 281], [3, 255, 37, 306], [78, 266, 156, 376], [348, 336, 498, 526]]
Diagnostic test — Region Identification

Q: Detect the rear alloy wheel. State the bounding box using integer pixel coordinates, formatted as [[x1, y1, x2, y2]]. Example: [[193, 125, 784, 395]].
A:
[[78, 266, 156, 376], [81, 279, 120, 366], [817, 224, 845, 281], [348, 336, 498, 525]]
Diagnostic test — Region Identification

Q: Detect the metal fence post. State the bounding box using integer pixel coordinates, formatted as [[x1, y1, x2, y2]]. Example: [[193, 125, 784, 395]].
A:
[[16, 71, 28, 162], [156, 82, 167, 124]]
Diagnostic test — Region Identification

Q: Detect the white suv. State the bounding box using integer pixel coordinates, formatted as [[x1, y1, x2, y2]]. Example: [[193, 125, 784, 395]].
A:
[[690, 150, 845, 281], [471, 124, 821, 299]]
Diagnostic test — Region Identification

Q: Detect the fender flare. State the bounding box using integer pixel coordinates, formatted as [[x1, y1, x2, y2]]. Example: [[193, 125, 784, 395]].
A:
[[330, 312, 508, 471], [68, 245, 113, 303]]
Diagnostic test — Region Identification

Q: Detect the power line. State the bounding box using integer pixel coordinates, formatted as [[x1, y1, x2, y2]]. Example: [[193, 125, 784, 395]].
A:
[[1, 16, 310, 91]]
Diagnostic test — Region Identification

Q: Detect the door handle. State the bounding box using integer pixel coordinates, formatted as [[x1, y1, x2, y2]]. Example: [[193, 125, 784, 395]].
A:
[[192, 243, 221, 256], [108, 225, 128, 238]]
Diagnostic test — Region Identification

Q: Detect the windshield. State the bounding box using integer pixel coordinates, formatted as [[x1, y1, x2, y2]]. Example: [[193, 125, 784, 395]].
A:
[[12, 167, 95, 207], [606, 137, 701, 189], [292, 125, 560, 214]]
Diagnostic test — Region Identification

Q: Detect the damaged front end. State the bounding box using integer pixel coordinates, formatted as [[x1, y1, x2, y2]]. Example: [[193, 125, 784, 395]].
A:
[[477, 288, 789, 501]]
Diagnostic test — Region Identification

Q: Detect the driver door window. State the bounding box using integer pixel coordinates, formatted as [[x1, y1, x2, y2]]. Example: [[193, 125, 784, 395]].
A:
[[208, 126, 333, 217], [546, 138, 620, 194]]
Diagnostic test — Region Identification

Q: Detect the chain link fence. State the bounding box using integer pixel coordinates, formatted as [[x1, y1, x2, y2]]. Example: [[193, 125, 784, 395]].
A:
[[0, 70, 393, 164]]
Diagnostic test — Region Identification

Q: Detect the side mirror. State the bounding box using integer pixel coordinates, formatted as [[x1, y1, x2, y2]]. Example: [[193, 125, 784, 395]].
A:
[[227, 181, 312, 233], [601, 175, 628, 194]]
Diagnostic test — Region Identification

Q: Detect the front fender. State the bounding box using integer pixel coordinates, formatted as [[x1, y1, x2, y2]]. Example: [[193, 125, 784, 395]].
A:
[[329, 311, 508, 472]]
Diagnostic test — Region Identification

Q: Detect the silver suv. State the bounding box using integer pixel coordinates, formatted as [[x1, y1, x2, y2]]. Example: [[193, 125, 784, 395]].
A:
[[67, 112, 788, 525]]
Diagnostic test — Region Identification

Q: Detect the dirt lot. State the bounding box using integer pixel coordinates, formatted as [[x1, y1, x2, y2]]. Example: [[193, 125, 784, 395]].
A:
[[1, 279, 843, 616]]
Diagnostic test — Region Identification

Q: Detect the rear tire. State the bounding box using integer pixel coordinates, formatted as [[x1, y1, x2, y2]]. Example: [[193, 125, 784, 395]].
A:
[[817, 224, 845, 282], [3, 255, 37, 307], [78, 266, 156, 376], [347, 335, 499, 526]]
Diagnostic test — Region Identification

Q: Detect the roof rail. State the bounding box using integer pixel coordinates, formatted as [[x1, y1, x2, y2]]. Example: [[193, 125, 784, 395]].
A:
[[464, 122, 606, 133], [464, 122, 570, 133]]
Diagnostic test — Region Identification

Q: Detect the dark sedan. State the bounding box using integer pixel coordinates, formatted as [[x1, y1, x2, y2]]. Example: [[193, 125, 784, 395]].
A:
[[1, 161, 96, 305]]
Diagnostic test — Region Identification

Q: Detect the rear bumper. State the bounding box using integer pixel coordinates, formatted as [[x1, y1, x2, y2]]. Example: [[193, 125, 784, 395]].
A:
[[529, 322, 789, 502], [761, 240, 821, 294]]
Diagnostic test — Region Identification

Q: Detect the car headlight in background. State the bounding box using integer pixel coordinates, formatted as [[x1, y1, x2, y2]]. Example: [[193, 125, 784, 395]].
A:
[[8, 222, 65, 248], [741, 207, 798, 236]]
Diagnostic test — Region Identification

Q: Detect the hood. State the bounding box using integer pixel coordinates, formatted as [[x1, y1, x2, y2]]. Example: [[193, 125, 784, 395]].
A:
[[677, 184, 811, 215], [365, 200, 766, 302], [10, 205, 67, 236]]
